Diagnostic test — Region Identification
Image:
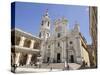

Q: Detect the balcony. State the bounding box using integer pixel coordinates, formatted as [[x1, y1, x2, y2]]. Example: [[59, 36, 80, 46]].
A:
[[11, 45, 40, 54]]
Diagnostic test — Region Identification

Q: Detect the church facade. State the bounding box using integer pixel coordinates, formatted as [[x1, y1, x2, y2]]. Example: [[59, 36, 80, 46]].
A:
[[39, 10, 90, 66]]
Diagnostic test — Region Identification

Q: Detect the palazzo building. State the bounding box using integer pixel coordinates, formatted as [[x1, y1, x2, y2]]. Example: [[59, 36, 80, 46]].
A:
[[11, 28, 41, 67], [11, 10, 90, 68]]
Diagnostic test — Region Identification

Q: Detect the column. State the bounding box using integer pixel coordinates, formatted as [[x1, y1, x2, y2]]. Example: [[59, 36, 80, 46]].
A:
[[61, 41, 64, 62], [63, 41, 66, 62], [30, 40, 35, 48], [26, 54, 32, 65], [19, 36, 25, 47], [50, 43, 54, 62], [15, 52, 20, 66]]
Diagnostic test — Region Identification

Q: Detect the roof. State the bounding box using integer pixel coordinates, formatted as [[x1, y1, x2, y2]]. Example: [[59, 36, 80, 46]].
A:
[[11, 28, 41, 41]]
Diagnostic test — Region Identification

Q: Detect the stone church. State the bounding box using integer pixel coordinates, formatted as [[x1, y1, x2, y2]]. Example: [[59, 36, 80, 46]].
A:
[[39, 10, 90, 66]]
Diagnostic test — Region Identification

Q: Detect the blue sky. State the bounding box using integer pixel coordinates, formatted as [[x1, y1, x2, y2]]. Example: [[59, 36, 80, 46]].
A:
[[12, 2, 91, 44]]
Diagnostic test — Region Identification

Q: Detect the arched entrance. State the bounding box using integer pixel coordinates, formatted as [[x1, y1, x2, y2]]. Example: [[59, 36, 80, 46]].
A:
[[70, 55, 74, 63], [57, 53, 61, 63], [20, 54, 27, 66], [68, 49, 75, 63], [31, 54, 37, 66], [47, 57, 50, 63]]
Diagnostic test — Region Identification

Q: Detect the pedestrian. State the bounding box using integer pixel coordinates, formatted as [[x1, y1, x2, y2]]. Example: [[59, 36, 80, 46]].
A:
[[50, 67, 52, 71]]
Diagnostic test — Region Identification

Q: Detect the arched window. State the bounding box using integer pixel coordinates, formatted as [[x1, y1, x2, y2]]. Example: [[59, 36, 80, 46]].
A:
[[41, 21, 44, 26], [58, 42, 60, 47], [69, 41, 73, 44], [48, 45, 50, 48], [57, 33, 60, 38], [48, 21, 49, 27], [24, 39, 31, 48], [34, 42, 40, 49], [47, 33, 49, 37], [15, 36, 20, 45]]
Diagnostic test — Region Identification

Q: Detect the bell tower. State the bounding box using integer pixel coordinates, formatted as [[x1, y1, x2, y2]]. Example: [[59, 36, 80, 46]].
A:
[[39, 9, 51, 62], [54, 17, 68, 38], [39, 9, 51, 40]]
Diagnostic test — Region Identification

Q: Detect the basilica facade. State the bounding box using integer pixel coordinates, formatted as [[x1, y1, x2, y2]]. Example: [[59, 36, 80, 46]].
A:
[[39, 10, 90, 66]]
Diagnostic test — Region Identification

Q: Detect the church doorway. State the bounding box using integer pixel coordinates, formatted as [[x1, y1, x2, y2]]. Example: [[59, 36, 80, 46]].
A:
[[57, 53, 61, 63], [47, 57, 50, 63], [70, 55, 74, 63]]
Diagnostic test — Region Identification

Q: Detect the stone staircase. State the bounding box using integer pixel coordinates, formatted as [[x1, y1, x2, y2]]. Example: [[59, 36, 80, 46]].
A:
[[41, 63, 81, 70], [41, 63, 64, 69], [18, 63, 81, 70]]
